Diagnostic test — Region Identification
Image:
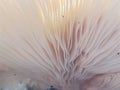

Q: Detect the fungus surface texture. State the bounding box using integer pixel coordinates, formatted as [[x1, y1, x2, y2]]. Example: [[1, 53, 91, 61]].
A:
[[0, 0, 120, 90]]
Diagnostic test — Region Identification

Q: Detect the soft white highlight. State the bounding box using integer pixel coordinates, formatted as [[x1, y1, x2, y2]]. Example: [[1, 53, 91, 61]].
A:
[[0, 0, 120, 90]]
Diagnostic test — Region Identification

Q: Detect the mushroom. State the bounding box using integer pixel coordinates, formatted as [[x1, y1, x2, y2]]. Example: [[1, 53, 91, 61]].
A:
[[0, 0, 120, 90]]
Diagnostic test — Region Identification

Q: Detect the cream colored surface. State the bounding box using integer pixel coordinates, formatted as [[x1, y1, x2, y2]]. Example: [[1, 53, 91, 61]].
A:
[[0, 0, 120, 90]]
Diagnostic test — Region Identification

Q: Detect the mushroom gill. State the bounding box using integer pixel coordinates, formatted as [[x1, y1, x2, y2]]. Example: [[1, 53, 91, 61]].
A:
[[0, 0, 120, 90]]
